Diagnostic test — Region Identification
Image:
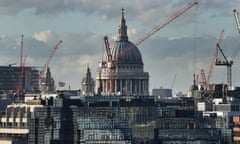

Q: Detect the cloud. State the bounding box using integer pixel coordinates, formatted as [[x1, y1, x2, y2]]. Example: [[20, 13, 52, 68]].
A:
[[0, 0, 237, 25], [58, 32, 102, 56], [1, 29, 240, 92], [127, 28, 137, 37], [34, 30, 53, 42], [168, 35, 190, 40]]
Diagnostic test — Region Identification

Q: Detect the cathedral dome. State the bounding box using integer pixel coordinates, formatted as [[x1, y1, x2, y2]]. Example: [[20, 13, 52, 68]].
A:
[[112, 41, 143, 65], [111, 8, 143, 65], [96, 8, 149, 96]]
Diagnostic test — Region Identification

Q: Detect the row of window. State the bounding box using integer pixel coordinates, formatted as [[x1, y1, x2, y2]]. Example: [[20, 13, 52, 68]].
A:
[[117, 65, 142, 70], [0, 122, 26, 128]]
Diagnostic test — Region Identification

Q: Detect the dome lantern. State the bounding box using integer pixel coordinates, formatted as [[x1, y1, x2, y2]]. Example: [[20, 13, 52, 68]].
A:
[[113, 8, 143, 65], [117, 8, 128, 41]]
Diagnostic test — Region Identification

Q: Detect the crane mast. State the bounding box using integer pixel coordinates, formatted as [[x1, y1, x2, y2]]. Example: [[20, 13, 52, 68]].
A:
[[104, 36, 112, 62], [18, 35, 24, 92], [103, 1, 198, 93], [103, 36, 115, 92], [17, 35, 24, 103], [200, 69, 207, 87]]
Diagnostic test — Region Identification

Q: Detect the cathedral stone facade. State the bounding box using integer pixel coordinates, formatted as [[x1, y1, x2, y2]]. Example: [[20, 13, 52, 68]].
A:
[[81, 66, 95, 96], [95, 9, 149, 96]]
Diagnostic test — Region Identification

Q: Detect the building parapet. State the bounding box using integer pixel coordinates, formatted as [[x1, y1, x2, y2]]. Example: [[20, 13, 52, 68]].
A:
[[155, 128, 221, 141], [0, 128, 29, 134]]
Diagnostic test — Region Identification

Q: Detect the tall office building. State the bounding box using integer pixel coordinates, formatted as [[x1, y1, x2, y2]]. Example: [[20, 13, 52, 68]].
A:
[[0, 66, 40, 92]]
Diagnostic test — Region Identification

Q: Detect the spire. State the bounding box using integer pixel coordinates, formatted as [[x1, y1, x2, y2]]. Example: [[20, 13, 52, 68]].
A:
[[193, 73, 196, 85], [117, 8, 128, 41], [191, 73, 198, 91], [86, 64, 91, 78]]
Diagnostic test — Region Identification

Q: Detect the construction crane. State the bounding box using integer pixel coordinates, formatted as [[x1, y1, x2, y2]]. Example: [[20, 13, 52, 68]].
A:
[[209, 9, 240, 88], [212, 10, 240, 87], [40, 40, 62, 92], [104, 36, 112, 62], [103, 1, 198, 93], [41, 40, 62, 78], [215, 43, 233, 87], [215, 41, 240, 88], [200, 69, 207, 87], [207, 29, 224, 85], [114, 2, 198, 61], [19, 35, 24, 90], [103, 36, 115, 92], [16, 35, 24, 103], [233, 9, 240, 34]]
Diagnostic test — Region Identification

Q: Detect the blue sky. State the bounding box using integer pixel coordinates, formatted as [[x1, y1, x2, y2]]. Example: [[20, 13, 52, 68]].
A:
[[0, 0, 240, 94]]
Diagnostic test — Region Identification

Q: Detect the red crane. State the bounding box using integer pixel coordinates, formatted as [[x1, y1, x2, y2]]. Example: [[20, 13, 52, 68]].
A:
[[103, 1, 198, 93], [208, 27, 240, 87], [103, 36, 115, 92], [16, 35, 24, 102], [114, 2, 198, 62], [41, 40, 62, 78], [207, 29, 224, 84], [40, 40, 62, 92]]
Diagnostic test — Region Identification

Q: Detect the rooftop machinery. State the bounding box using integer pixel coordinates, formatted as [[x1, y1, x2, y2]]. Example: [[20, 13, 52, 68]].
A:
[[103, 2, 198, 93]]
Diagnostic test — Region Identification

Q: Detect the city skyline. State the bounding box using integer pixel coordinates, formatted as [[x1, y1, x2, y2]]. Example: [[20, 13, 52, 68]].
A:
[[0, 0, 240, 93]]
